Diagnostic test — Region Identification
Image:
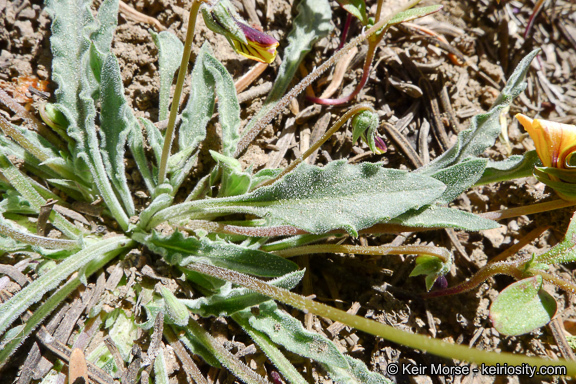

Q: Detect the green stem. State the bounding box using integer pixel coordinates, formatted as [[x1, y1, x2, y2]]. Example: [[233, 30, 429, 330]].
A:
[[479, 199, 576, 221], [186, 262, 576, 376], [273, 243, 450, 263], [537, 271, 576, 294], [233, 0, 424, 157], [158, 0, 202, 185], [423, 261, 524, 298], [255, 105, 375, 189]]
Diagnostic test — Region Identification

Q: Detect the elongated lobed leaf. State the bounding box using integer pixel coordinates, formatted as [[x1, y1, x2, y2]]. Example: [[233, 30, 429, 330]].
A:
[[181, 271, 304, 317], [237, 301, 391, 383], [152, 161, 446, 236], [416, 49, 539, 176], [99, 54, 136, 216], [389, 206, 499, 231], [141, 230, 298, 277], [476, 150, 540, 185]]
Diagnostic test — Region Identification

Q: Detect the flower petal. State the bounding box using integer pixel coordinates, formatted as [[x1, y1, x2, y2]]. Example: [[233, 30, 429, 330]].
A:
[[516, 113, 552, 167]]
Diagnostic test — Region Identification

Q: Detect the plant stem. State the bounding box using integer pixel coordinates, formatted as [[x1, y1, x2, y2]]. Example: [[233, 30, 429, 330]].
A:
[[273, 243, 450, 263], [255, 104, 375, 189], [479, 199, 576, 221], [309, 0, 385, 105], [233, 0, 424, 157], [423, 261, 524, 298], [186, 262, 576, 375], [337, 13, 353, 50], [537, 271, 576, 294], [158, 0, 202, 185]]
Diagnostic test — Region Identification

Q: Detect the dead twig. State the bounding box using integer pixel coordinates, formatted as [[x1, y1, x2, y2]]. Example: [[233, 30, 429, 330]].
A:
[[381, 121, 423, 168], [118, 0, 166, 31]]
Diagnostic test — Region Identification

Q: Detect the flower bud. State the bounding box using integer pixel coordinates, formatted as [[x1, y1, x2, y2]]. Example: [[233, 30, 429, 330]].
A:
[[202, 0, 279, 64]]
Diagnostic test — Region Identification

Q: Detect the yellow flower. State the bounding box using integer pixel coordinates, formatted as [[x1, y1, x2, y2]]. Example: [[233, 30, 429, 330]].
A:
[[230, 21, 279, 64], [516, 114, 576, 169], [201, 0, 279, 64]]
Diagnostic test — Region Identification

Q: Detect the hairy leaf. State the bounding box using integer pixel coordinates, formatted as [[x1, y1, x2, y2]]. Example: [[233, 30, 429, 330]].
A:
[[181, 271, 304, 317], [416, 50, 539, 175], [151, 30, 184, 121], [99, 54, 136, 216], [336, 0, 367, 24], [326, 355, 392, 384], [238, 301, 391, 383], [490, 275, 556, 336], [429, 159, 488, 204], [141, 230, 298, 277], [389, 206, 499, 231], [0, 236, 131, 345], [476, 151, 540, 185], [152, 161, 446, 236]]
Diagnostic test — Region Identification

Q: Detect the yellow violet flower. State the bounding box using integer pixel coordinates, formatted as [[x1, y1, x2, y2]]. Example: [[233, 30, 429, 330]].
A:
[[201, 0, 279, 64], [516, 114, 576, 169]]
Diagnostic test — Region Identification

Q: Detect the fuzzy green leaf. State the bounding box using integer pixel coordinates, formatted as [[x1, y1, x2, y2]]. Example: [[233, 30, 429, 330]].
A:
[[210, 151, 252, 197], [181, 271, 304, 317], [151, 161, 446, 237], [429, 159, 488, 204], [490, 275, 557, 336], [141, 230, 298, 277], [150, 30, 184, 121], [336, 0, 367, 25], [99, 54, 135, 216], [154, 349, 170, 384], [476, 151, 540, 185], [0, 236, 131, 348], [326, 355, 392, 384], [160, 287, 190, 327], [238, 301, 348, 368], [267, 0, 332, 103], [416, 50, 539, 176], [389, 206, 499, 231], [386, 5, 443, 26]]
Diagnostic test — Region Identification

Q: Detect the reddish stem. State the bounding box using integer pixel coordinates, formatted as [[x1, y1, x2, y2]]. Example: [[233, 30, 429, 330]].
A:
[[307, 41, 376, 105], [338, 13, 353, 51], [524, 0, 546, 39], [423, 261, 524, 298]]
